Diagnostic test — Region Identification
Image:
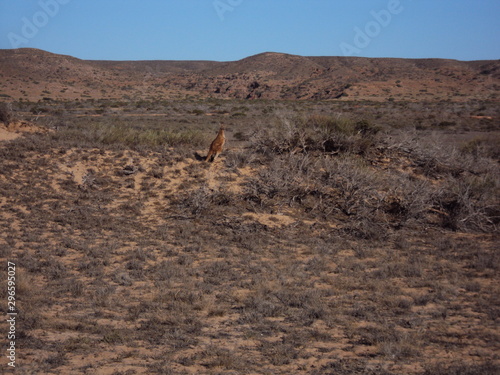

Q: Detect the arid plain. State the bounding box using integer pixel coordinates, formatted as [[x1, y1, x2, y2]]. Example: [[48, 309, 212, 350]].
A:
[[0, 49, 499, 374]]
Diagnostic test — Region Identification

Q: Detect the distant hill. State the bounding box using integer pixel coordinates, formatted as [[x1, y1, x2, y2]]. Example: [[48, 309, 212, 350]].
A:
[[0, 48, 498, 101]]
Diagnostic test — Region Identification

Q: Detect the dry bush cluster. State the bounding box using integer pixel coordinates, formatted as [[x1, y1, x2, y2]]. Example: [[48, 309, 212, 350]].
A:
[[251, 112, 380, 156], [243, 113, 499, 235]]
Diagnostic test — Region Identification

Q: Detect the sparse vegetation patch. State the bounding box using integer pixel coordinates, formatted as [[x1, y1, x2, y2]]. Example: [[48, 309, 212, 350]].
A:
[[0, 99, 498, 374]]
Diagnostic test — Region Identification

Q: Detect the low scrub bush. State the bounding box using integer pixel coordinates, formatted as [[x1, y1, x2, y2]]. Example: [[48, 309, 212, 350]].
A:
[[0, 102, 13, 125], [460, 136, 500, 161], [245, 153, 392, 238], [244, 153, 321, 210], [383, 173, 436, 227], [385, 130, 500, 231], [423, 362, 500, 375], [322, 156, 381, 217], [173, 185, 234, 217], [251, 113, 380, 156], [435, 174, 499, 231]]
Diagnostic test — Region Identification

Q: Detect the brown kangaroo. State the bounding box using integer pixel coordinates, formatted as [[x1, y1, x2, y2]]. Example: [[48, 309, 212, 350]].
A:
[[205, 125, 226, 162]]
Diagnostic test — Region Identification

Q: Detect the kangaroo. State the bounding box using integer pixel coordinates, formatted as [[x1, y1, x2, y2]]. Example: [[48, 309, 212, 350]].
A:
[[205, 125, 226, 162]]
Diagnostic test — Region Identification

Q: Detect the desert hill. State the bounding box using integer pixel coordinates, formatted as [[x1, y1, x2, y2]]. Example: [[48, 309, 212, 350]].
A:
[[0, 48, 499, 101]]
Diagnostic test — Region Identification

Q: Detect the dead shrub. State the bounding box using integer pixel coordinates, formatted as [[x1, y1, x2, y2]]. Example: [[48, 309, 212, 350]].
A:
[[307, 115, 380, 155], [383, 173, 435, 226], [245, 153, 318, 208], [194, 345, 246, 370], [259, 341, 298, 366], [224, 147, 257, 169], [435, 174, 499, 231], [0, 102, 13, 125], [251, 113, 379, 156], [323, 156, 382, 217], [174, 185, 234, 217], [314, 359, 394, 375], [460, 135, 500, 161]]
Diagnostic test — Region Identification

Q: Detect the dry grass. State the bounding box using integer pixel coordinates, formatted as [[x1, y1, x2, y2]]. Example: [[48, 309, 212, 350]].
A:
[[0, 99, 498, 374], [0, 102, 13, 125]]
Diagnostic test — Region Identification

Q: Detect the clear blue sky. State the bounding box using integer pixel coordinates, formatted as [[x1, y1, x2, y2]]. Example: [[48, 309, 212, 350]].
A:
[[1, 0, 499, 61]]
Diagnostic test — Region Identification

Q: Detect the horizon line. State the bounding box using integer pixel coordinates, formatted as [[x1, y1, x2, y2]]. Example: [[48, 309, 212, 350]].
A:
[[1, 47, 499, 63]]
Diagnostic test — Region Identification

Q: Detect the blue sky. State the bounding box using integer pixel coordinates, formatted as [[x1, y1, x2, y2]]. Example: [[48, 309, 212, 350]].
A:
[[0, 0, 499, 61]]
